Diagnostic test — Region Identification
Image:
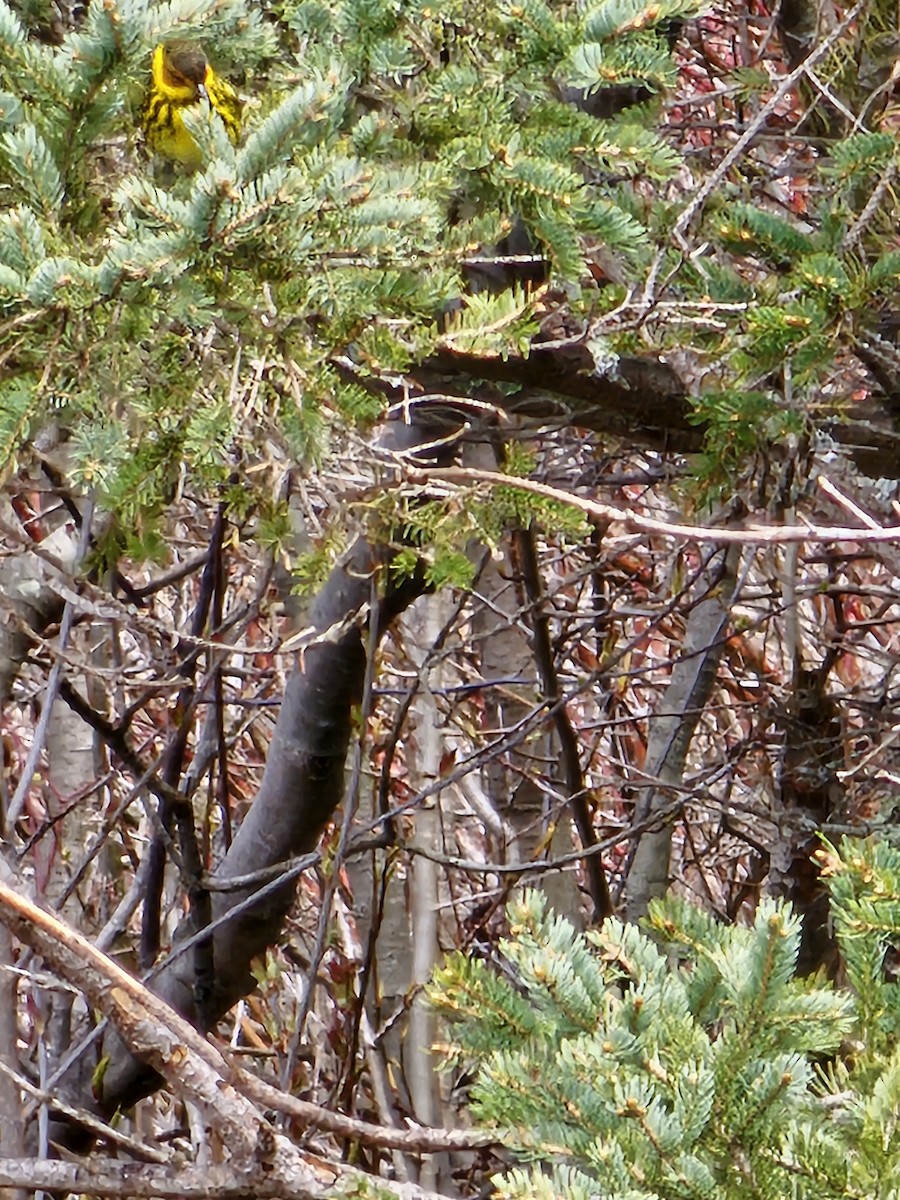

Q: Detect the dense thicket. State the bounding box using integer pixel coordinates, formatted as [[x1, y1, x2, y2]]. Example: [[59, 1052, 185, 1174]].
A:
[[3, 0, 900, 1197]]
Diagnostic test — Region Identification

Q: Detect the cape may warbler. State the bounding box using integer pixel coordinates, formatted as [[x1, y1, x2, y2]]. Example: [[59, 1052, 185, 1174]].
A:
[[141, 42, 242, 167]]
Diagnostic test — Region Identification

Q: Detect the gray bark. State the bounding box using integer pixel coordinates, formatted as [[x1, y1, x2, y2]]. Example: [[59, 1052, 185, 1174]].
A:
[[625, 544, 741, 922]]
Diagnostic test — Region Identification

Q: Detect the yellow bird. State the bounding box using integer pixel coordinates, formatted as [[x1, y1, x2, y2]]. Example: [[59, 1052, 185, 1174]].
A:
[[141, 42, 242, 167]]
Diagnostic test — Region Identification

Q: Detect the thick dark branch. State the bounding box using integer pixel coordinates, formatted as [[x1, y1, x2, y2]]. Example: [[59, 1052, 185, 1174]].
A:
[[338, 338, 900, 480], [421, 344, 697, 450], [86, 421, 444, 1124], [422, 342, 900, 481]]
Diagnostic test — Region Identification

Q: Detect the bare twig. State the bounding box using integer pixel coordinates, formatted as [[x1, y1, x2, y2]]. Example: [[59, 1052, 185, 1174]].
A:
[[673, 0, 867, 241], [410, 466, 900, 546], [0, 1059, 171, 1164], [0, 878, 499, 1164]]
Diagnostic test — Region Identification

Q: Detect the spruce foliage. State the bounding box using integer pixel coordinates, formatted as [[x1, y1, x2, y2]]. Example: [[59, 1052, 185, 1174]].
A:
[[0, 0, 704, 571], [2, 0, 899, 557], [430, 838, 900, 1200]]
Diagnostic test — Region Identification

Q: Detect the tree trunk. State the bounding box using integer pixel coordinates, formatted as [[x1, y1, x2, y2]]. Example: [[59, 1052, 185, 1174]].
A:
[[625, 544, 741, 922]]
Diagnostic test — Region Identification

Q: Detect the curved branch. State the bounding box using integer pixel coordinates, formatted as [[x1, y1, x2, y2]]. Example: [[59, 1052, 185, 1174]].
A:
[[85, 419, 451, 1123]]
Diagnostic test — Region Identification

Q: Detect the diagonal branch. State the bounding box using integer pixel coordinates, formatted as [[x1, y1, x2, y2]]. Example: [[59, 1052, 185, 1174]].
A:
[[623, 545, 742, 920], [413, 467, 900, 546], [0, 875, 492, 1195]]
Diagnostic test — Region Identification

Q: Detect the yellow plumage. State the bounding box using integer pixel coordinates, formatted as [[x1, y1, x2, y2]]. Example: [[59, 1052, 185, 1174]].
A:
[[141, 42, 242, 167]]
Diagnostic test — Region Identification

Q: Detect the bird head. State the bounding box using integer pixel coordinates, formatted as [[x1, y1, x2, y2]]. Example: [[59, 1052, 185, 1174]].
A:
[[159, 41, 210, 99]]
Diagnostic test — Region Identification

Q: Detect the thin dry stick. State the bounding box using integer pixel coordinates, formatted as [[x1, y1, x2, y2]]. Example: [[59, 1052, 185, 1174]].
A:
[[842, 159, 899, 249], [0, 876, 496, 1157], [673, 0, 868, 242], [410, 466, 900, 546], [817, 475, 881, 528], [0, 1059, 170, 1165]]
